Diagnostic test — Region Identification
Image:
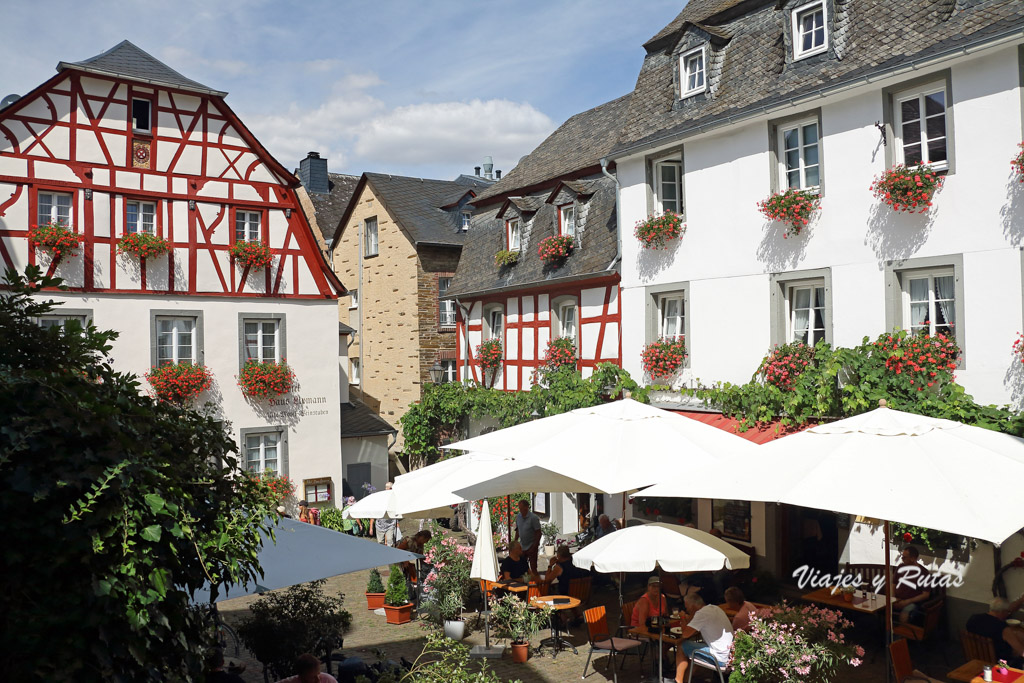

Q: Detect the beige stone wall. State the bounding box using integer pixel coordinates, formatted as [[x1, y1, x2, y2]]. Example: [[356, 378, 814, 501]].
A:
[[332, 183, 419, 449]]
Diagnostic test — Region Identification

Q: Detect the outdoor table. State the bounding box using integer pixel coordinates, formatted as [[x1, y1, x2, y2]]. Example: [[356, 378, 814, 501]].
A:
[[529, 594, 581, 657], [970, 665, 1024, 682], [801, 587, 888, 614]]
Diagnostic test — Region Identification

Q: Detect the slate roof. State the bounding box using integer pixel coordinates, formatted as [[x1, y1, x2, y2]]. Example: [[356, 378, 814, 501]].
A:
[[307, 173, 360, 243], [333, 173, 483, 249], [445, 173, 618, 299], [472, 93, 633, 204], [614, 0, 1024, 156], [341, 401, 397, 438], [58, 40, 226, 96]]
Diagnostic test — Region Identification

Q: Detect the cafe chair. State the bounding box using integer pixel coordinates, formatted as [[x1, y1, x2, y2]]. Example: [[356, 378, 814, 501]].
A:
[[568, 577, 592, 607], [890, 638, 943, 682], [893, 595, 946, 644], [582, 606, 645, 682], [947, 631, 996, 682], [685, 647, 730, 683]]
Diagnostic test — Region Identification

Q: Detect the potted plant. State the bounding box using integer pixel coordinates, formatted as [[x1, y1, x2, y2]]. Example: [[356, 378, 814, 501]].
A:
[[365, 568, 386, 610], [117, 232, 171, 260], [476, 339, 502, 388], [237, 359, 295, 399], [438, 591, 466, 640], [383, 564, 413, 625], [840, 585, 856, 603], [494, 249, 519, 267], [144, 362, 212, 405], [634, 212, 684, 249], [28, 220, 82, 264], [757, 188, 820, 238], [542, 337, 577, 371], [541, 521, 560, 557], [230, 240, 274, 270], [490, 594, 551, 663], [537, 235, 573, 265], [869, 163, 943, 213], [640, 337, 687, 380]]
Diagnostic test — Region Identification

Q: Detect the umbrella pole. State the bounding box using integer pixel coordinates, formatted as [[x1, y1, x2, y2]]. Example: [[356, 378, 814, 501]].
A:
[[885, 520, 894, 683]]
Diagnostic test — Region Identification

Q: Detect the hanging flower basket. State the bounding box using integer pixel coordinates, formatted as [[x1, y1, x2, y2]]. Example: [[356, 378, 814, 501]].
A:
[[634, 212, 685, 250], [145, 362, 213, 404], [757, 188, 820, 238], [543, 336, 577, 370], [641, 337, 687, 378], [477, 339, 502, 372], [537, 235, 574, 265], [1013, 333, 1024, 364], [238, 359, 295, 399], [118, 232, 171, 260], [494, 249, 519, 267], [757, 342, 815, 391], [28, 221, 83, 263], [869, 163, 943, 213], [1012, 143, 1024, 182], [230, 240, 274, 270]]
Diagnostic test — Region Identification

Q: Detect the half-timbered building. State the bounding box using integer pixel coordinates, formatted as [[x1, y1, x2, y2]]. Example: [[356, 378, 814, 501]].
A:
[[0, 41, 345, 510]]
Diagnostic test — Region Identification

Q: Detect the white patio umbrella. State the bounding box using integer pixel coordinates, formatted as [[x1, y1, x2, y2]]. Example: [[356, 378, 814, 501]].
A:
[[469, 500, 504, 659], [443, 399, 756, 498], [342, 489, 453, 520], [571, 523, 750, 682]]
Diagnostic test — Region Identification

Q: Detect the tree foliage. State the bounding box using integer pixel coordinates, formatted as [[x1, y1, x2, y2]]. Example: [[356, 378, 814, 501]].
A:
[[0, 266, 275, 681]]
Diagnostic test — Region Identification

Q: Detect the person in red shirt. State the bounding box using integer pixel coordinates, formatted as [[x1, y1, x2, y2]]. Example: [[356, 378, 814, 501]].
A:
[[893, 545, 931, 624]]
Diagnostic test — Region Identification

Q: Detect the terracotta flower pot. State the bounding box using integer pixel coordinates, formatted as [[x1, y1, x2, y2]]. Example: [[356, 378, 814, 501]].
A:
[[843, 591, 854, 603], [366, 592, 385, 610], [510, 641, 529, 663], [383, 602, 414, 625]]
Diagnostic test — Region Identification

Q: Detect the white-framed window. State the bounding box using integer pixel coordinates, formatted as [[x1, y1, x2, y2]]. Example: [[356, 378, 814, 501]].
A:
[[440, 359, 457, 383], [787, 284, 826, 345], [126, 200, 156, 235], [439, 277, 456, 327], [507, 218, 521, 252], [156, 317, 196, 365], [779, 119, 821, 190], [364, 217, 379, 257], [654, 159, 683, 215], [132, 97, 152, 133], [894, 83, 948, 170], [38, 314, 87, 332], [37, 191, 72, 227], [554, 299, 578, 341], [461, 211, 472, 231], [243, 320, 280, 363], [235, 210, 260, 242], [792, 1, 827, 60], [350, 358, 361, 385], [484, 304, 504, 341], [903, 270, 956, 337], [245, 432, 280, 473], [305, 481, 331, 504], [659, 294, 685, 341], [349, 288, 359, 309], [559, 204, 576, 239], [680, 46, 707, 97]]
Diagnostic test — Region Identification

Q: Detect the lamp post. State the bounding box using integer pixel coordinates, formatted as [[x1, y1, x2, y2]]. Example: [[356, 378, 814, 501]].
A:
[[428, 361, 445, 384]]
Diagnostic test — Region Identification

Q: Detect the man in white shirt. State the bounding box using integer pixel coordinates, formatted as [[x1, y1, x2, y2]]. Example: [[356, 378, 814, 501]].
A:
[[675, 593, 733, 683]]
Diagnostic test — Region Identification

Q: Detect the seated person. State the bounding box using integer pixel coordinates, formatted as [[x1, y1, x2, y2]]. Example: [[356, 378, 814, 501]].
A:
[[892, 545, 931, 624], [499, 541, 536, 582], [680, 571, 721, 607], [274, 653, 338, 683], [674, 593, 733, 683], [722, 586, 756, 632], [593, 514, 617, 539], [967, 595, 1024, 668], [396, 530, 431, 581], [544, 544, 588, 595], [631, 576, 668, 627]]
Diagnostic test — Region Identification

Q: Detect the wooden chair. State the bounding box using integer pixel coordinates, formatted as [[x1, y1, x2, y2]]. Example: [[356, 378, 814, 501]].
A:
[[527, 582, 543, 601], [947, 630, 996, 682], [893, 596, 945, 641], [582, 605, 645, 683], [890, 638, 944, 682], [568, 577, 592, 606]]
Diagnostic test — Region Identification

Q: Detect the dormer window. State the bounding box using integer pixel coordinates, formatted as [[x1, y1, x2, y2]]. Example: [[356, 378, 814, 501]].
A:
[[132, 98, 152, 134], [559, 204, 576, 239], [792, 1, 827, 60], [507, 218, 521, 252], [461, 211, 472, 231], [680, 46, 707, 98]]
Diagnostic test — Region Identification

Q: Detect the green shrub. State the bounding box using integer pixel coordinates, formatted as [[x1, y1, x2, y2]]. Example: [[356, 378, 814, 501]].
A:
[[366, 568, 384, 593], [385, 565, 409, 606], [319, 507, 346, 532]]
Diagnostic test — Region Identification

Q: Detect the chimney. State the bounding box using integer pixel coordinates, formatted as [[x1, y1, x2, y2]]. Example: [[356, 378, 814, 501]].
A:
[[495, 170, 501, 180], [474, 166, 481, 177], [298, 151, 329, 194], [483, 156, 493, 180]]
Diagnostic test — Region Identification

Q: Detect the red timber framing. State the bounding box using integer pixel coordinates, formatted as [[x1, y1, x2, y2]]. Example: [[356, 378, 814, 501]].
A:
[[0, 69, 343, 299], [457, 274, 622, 390]]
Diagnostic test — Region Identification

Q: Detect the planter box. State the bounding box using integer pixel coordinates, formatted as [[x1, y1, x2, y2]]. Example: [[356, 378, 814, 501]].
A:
[[384, 602, 414, 625], [366, 592, 385, 610]]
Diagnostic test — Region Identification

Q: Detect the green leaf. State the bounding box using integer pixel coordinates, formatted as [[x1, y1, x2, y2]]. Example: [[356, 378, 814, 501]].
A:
[[144, 493, 165, 514], [140, 525, 162, 542]]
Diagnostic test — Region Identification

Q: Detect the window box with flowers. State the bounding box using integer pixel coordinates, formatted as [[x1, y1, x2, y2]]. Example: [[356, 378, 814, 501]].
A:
[[543, 336, 577, 370], [757, 188, 820, 238], [494, 249, 519, 267], [117, 232, 172, 260], [476, 339, 502, 388], [145, 362, 213, 405], [537, 235, 573, 265], [230, 240, 274, 270], [238, 359, 295, 399], [634, 212, 685, 250], [242, 470, 295, 507], [869, 163, 943, 213], [1013, 143, 1024, 182], [28, 221, 83, 264], [641, 337, 687, 380]]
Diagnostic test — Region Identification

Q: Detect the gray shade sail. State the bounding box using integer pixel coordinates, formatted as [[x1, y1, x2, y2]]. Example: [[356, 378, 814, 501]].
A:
[[195, 517, 420, 603]]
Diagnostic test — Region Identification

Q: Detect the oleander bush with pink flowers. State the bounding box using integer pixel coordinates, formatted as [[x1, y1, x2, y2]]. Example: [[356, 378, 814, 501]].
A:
[[730, 602, 865, 683], [421, 530, 475, 624]]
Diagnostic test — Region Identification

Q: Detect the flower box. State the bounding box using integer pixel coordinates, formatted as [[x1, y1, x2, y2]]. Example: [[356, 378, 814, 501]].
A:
[[869, 163, 943, 213], [494, 249, 519, 267], [230, 240, 274, 270], [118, 232, 171, 260], [641, 337, 687, 379], [476, 339, 503, 388], [757, 188, 820, 238], [28, 221, 82, 263], [543, 337, 577, 370], [537, 235, 573, 265], [383, 602, 413, 625], [145, 362, 212, 404], [365, 592, 386, 610], [237, 360, 295, 399], [634, 212, 684, 250]]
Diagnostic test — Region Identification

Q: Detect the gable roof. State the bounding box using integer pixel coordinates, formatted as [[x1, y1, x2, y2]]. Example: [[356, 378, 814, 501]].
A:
[[58, 40, 226, 97], [614, 0, 1024, 157], [472, 93, 633, 205], [306, 173, 360, 243], [341, 402, 397, 438], [331, 172, 479, 249]]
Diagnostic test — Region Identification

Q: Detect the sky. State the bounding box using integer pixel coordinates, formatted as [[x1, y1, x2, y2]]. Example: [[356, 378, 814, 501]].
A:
[[0, 0, 684, 181]]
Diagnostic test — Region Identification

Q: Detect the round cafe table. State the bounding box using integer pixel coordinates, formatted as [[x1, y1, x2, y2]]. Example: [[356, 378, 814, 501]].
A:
[[529, 594, 581, 657]]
